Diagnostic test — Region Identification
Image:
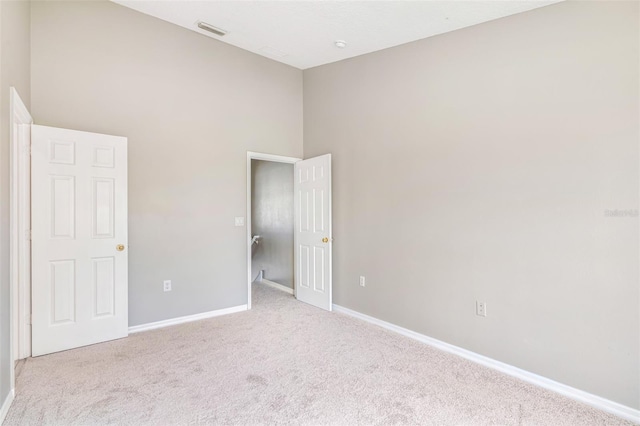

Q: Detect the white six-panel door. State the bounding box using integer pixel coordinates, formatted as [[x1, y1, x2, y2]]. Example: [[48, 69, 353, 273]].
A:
[[294, 154, 332, 311], [31, 125, 128, 356]]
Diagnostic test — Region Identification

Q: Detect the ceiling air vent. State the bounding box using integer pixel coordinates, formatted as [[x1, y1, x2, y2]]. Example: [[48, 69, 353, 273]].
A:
[[196, 21, 227, 37]]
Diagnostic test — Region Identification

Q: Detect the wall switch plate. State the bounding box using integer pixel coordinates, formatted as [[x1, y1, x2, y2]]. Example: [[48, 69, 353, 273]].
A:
[[235, 217, 245, 227], [163, 280, 172, 292], [359, 276, 366, 287], [476, 301, 487, 317]]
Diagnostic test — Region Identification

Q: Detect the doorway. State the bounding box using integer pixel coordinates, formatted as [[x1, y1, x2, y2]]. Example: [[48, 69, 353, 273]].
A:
[[251, 159, 295, 295], [246, 152, 300, 309], [9, 87, 130, 362], [246, 151, 333, 312]]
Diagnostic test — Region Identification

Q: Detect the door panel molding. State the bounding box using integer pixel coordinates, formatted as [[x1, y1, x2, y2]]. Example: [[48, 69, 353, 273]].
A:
[[31, 125, 128, 357], [294, 154, 332, 311]]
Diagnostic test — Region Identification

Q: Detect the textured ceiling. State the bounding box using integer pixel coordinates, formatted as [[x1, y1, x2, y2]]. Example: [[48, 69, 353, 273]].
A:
[[113, 1, 562, 69]]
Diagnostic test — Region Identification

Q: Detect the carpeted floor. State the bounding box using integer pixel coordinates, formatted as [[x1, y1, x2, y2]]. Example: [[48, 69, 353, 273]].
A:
[[5, 283, 632, 425]]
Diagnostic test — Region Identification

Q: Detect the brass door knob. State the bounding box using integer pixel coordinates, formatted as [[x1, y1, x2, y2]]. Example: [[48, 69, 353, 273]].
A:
[[116, 244, 125, 252], [322, 237, 329, 243]]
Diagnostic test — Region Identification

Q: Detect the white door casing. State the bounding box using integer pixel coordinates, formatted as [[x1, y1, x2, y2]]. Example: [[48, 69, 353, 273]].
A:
[[10, 87, 33, 365], [31, 125, 128, 357], [294, 154, 332, 311]]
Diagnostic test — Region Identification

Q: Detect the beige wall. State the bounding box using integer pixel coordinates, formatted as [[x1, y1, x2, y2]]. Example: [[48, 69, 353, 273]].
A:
[[304, 1, 639, 409], [0, 0, 30, 407], [31, 1, 303, 326]]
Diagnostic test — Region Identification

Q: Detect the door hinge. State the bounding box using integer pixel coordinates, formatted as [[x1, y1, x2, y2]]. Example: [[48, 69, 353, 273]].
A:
[[27, 314, 32, 325], [25, 229, 31, 240]]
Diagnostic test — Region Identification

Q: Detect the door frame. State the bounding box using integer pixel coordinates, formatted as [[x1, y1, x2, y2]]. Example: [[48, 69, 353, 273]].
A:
[[246, 151, 300, 309], [9, 87, 33, 381]]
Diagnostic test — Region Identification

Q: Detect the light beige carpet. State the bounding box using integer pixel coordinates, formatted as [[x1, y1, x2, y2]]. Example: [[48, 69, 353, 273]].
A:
[[5, 283, 632, 425]]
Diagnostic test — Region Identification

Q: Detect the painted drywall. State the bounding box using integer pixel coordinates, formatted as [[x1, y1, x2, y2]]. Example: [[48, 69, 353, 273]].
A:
[[304, 0, 639, 409], [30, 1, 302, 326], [0, 0, 30, 409], [251, 160, 294, 288]]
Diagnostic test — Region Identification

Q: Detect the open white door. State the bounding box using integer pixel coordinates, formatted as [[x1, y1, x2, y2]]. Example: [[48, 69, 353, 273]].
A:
[[31, 125, 128, 356], [294, 154, 332, 311]]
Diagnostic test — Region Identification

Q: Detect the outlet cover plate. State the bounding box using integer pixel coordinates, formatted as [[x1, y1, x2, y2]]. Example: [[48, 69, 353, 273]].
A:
[[476, 301, 486, 317]]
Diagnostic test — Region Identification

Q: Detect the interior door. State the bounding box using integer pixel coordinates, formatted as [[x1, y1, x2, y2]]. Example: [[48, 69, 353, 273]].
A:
[[294, 154, 332, 311], [31, 125, 128, 356]]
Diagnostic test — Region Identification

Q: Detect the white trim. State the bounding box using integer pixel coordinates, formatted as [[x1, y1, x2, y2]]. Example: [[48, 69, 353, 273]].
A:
[[260, 279, 294, 295], [0, 389, 15, 425], [9, 87, 33, 381], [128, 305, 248, 334], [246, 151, 300, 310], [248, 151, 302, 163], [333, 304, 640, 424]]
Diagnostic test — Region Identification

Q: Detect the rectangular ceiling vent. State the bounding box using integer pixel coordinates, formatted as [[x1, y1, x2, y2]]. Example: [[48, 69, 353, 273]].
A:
[[197, 21, 227, 37]]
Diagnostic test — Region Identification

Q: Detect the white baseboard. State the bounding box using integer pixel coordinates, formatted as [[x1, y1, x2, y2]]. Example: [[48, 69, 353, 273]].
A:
[[0, 389, 15, 425], [128, 305, 248, 334], [333, 304, 640, 424], [260, 279, 294, 295]]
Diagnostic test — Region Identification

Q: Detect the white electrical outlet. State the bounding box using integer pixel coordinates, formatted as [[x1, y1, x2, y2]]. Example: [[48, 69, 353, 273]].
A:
[[163, 280, 172, 292], [359, 276, 366, 287], [476, 301, 487, 317], [234, 217, 245, 227]]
